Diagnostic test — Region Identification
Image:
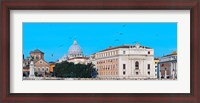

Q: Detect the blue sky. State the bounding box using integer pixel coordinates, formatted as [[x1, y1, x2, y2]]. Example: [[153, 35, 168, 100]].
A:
[[23, 22, 177, 62]]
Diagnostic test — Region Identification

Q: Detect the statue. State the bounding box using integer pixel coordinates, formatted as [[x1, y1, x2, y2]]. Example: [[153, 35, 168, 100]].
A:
[[29, 60, 35, 78]]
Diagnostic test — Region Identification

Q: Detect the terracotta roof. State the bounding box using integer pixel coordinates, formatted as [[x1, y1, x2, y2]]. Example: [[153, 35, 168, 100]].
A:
[[163, 51, 177, 57], [30, 49, 44, 54], [171, 51, 177, 55], [98, 44, 152, 52]]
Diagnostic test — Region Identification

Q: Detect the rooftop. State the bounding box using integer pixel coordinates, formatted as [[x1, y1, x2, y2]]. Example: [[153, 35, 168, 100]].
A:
[[163, 51, 177, 57], [98, 44, 152, 53], [30, 49, 44, 54]]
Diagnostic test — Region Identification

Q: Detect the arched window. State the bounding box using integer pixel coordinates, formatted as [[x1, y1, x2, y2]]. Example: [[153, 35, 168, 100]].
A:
[[135, 61, 139, 69]]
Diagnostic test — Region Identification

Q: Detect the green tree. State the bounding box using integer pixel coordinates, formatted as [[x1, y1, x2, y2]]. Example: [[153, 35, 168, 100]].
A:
[[53, 61, 97, 78], [34, 72, 38, 77]]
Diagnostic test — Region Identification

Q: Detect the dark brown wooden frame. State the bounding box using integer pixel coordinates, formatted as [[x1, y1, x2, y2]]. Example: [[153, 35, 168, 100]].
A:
[[1, 0, 199, 103]]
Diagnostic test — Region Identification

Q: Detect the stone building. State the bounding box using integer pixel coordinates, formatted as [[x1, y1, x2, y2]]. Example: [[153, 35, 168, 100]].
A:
[[154, 58, 159, 78], [49, 62, 56, 73], [23, 49, 50, 77], [157, 51, 177, 79], [34, 59, 50, 76], [30, 49, 44, 61], [91, 43, 156, 79]]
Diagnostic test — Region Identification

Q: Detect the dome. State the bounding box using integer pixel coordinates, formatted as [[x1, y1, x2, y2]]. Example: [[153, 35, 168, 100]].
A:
[[68, 39, 83, 58]]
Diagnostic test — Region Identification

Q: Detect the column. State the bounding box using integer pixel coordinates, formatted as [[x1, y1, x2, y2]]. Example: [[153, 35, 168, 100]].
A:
[[170, 62, 173, 79], [175, 62, 177, 79], [157, 63, 160, 79], [164, 69, 167, 79], [159, 70, 161, 80]]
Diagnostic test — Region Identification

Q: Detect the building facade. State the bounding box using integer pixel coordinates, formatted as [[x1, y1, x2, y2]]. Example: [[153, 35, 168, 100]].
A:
[[92, 43, 156, 79], [34, 59, 50, 76], [157, 51, 177, 79], [154, 58, 159, 78], [49, 62, 56, 73], [23, 49, 50, 77]]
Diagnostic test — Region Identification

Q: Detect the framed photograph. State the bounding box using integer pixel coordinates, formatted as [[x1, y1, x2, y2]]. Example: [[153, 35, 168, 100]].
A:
[[1, 0, 200, 102]]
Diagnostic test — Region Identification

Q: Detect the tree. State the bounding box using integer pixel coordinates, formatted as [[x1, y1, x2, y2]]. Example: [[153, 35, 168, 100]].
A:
[[34, 72, 38, 77], [53, 61, 97, 78]]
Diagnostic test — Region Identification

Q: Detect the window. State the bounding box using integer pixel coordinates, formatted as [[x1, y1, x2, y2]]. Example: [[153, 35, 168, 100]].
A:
[[38, 68, 40, 71], [123, 64, 126, 69], [46, 68, 49, 71], [148, 71, 150, 75], [123, 71, 126, 75], [165, 68, 167, 70], [148, 64, 150, 69], [148, 51, 150, 54], [36, 55, 39, 60], [135, 61, 139, 69], [123, 51, 126, 54], [40, 61, 42, 64], [136, 72, 138, 75]]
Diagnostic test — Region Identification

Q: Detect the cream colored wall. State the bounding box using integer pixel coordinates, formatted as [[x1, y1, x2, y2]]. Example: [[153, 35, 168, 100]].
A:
[[94, 46, 156, 79], [34, 59, 50, 73]]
